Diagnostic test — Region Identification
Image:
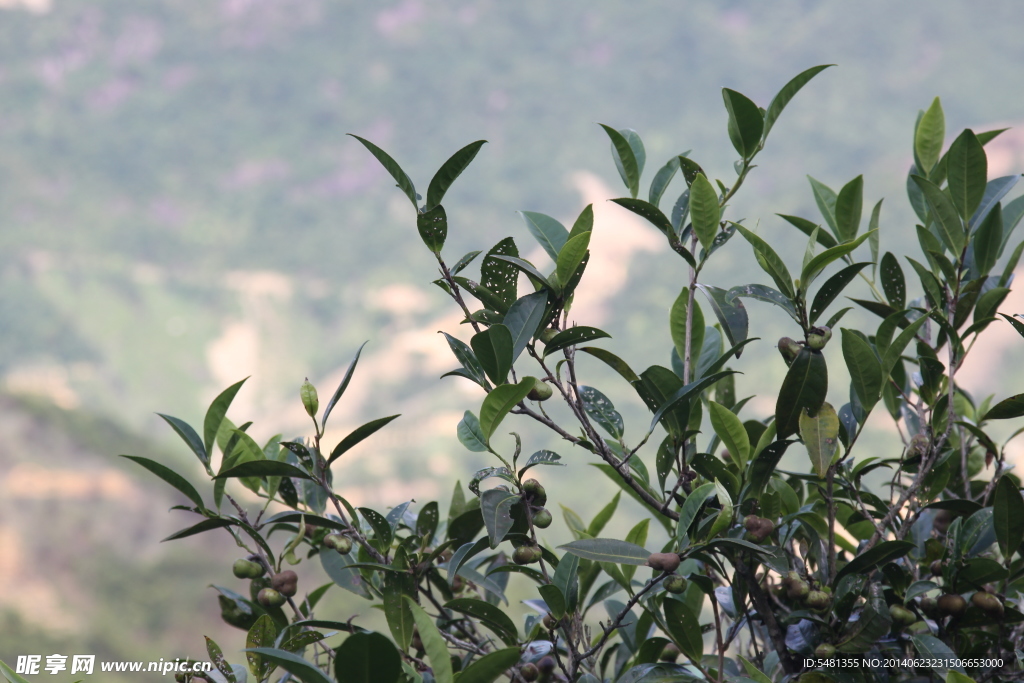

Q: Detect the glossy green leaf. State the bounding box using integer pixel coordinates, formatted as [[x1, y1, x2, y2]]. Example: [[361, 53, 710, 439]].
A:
[[426, 140, 486, 211], [471, 324, 514, 386], [416, 204, 448, 254], [808, 176, 838, 236], [912, 175, 965, 255], [663, 598, 702, 660], [778, 213, 837, 249], [162, 517, 233, 542], [519, 211, 568, 262], [457, 411, 489, 453], [204, 378, 248, 462], [799, 401, 839, 478], [543, 326, 611, 357], [879, 252, 906, 310], [215, 460, 312, 480], [881, 314, 929, 381], [727, 283, 799, 324], [333, 632, 402, 683], [836, 540, 915, 583], [611, 197, 674, 236], [489, 255, 553, 291], [834, 175, 864, 242], [381, 573, 416, 651], [915, 97, 945, 173], [456, 648, 523, 683], [763, 64, 833, 139], [696, 284, 749, 351], [407, 598, 455, 683], [974, 202, 1003, 276], [447, 538, 488, 586], [0, 661, 33, 683], [649, 371, 736, 434], [946, 129, 987, 221], [745, 440, 791, 500], [689, 173, 721, 252], [579, 347, 640, 383], [670, 287, 705, 373], [446, 598, 519, 647], [158, 413, 207, 469], [558, 538, 649, 565], [580, 385, 624, 439], [809, 262, 870, 324], [775, 348, 828, 439], [802, 231, 873, 286], [993, 476, 1024, 558], [600, 124, 640, 198], [121, 455, 205, 510], [732, 224, 795, 299], [348, 134, 418, 209], [649, 156, 680, 207], [556, 231, 591, 290], [539, 583, 566, 619], [440, 333, 488, 388], [480, 488, 519, 549], [328, 415, 401, 465], [986, 393, 1024, 420], [708, 400, 749, 467], [359, 507, 393, 550], [842, 329, 882, 410], [722, 88, 764, 159]]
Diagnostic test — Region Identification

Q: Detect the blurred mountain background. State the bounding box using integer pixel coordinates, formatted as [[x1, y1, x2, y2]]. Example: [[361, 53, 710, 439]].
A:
[[2, 0, 1024, 675]]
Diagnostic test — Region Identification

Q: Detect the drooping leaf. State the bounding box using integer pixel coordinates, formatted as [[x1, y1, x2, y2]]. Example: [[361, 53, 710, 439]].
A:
[[215, 460, 313, 480], [348, 134, 418, 209], [457, 411, 489, 453], [993, 476, 1024, 559], [557, 538, 650, 565], [836, 541, 915, 583], [121, 455, 205, 510], [696, 284, 749, 351], [986, 394, 1024, 420], [333, 632, 403, 683], [842, 329, 882, 410], [727, 283, 799, 324], [611, 198, 674, 237], [158, 413, 207, 469], [775, 349, 828, 439], [471, 324, 514, 386], [480, 488, 519, 549], [489, 255, 554, 291], [479, 378, 535, 441], [579, 347, 640, 383], [879, 252, 906, 310], [663, 598, 703, 660], [440, 333, 488, 388], [649, 371, 737, 434], [382, 572, 416, 651], [456, 648, 523, 683], [445, 598, 519, 647], [799, 401, 840, 478], [481, 237, 520, 310]]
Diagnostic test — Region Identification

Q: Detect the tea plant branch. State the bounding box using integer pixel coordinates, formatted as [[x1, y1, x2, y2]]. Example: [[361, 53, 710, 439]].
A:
[[576, 572, 669, 665], [710, 590, 726, 683], [436, 254, 483, 335], [735, 557, 798, 674]]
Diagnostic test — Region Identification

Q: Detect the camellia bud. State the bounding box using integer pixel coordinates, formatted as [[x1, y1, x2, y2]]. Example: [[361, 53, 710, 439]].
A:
[[777, 337, 802, 365], [528, 380, 554, 402], [257, 588, 286, 608], [646, 552, 681, 573], [324, 533, 353, 555], [271, 570, 298, 597], [806, 326, 832, 351], [663, 575, 688, 594], [532, 508, 553, 529]]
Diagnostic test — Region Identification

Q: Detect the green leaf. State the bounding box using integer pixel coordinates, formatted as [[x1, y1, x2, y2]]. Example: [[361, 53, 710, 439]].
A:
[[320, 548, 371, 599], [348, 134, 418, 209], [206, 636, 238, 683], [987, 394, 1024, 420], [416, 204, 448, 254], [763, 65, 833, 139], [834, 175, 864, 242], [994, 475, 1024, 558], [731, 224, 795, 299], [445, 597, 519, 647], [456, 648, 522, 683], [163, 517, 234, 541], [801, 231, 873, 287], [947, 129, 988, 221], [775, 349, 828, 439], [881, 314, 929, 381], [727, 283, 799, 324], [543, 326, 611, 357], [649, 156, 680, 207], [836, 540, 915, 583], [457, 411, 489, 453], [426, 140, 487, 211], [323, 342, 368, 429], [670, 287, 705, 372], [570, 203, 595, 239], [405, 597, 454, 683], [610, 197, 674, 236], [580, 385, 624, 439], [480, 488, 519, 549], [579, 347, 640, 383], [722, 88, 764, 159], [677, 482, 717, 538], [121, 455, 205, 510], [974, 202, 1003, 276], [481, 237, 520, 309], [382, 572, 416, 650], [912, 634, 963, 675], [649, 371, 737, 434], [696, 284, 749, 351], [158, 413, 207, 469], [745, 440, 792, 501], [440, 333, 487, 388], [689, 173, 721, 252], [518, 449, 564, 477], [328, 415, 401, 465], [246, 615, 276, 681], [799, 402, 840, 478], [215, 460, 313, 480], [333, 632, 403, 683], [708, 400, 749, 467], [519, 211, 568, 262], [809, 263, 870, 324], [590, 495, 622, 540], [842, 329, 882, 411], [556, 231, 591, 290], [244, 648, 334, 683], [471, 324, 514, 386], [808, 176, 838, 237], [879, 252, 906, 310], [912, 175, 966, 255], [663, 598, 703, 660], [778, 213, 837, 249], [204, 378, 247, 463], [600, 124, 640, 198], [915, 97, 945, 174], [479, 377, 535, 441], [558, 538, 649, 565], [0, 660, 33, 683], [489, 255, 553, 291], [359, 507, 393, 550]]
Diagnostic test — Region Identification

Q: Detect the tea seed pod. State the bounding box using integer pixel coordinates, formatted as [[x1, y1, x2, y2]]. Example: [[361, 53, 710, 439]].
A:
[[271, 570, 298, 597], [646, 552, 681, 573], [257, 588, 286, 608], [324, 533, 354, 555], [528, 380, 554, 402], [532, 508, 553, 529], [663, 575, 688, 594], [520, 662, 540, 682], [937, 594, 968, 618], [971, 591, 1004, 618]]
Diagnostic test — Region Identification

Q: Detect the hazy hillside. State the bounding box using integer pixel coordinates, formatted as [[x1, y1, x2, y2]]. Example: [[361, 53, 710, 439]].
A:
[[3, 1, 1024, 668]]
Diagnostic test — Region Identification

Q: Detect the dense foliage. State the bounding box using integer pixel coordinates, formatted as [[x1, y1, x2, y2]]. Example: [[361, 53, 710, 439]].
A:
[[100, 67, 1024, 682]]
